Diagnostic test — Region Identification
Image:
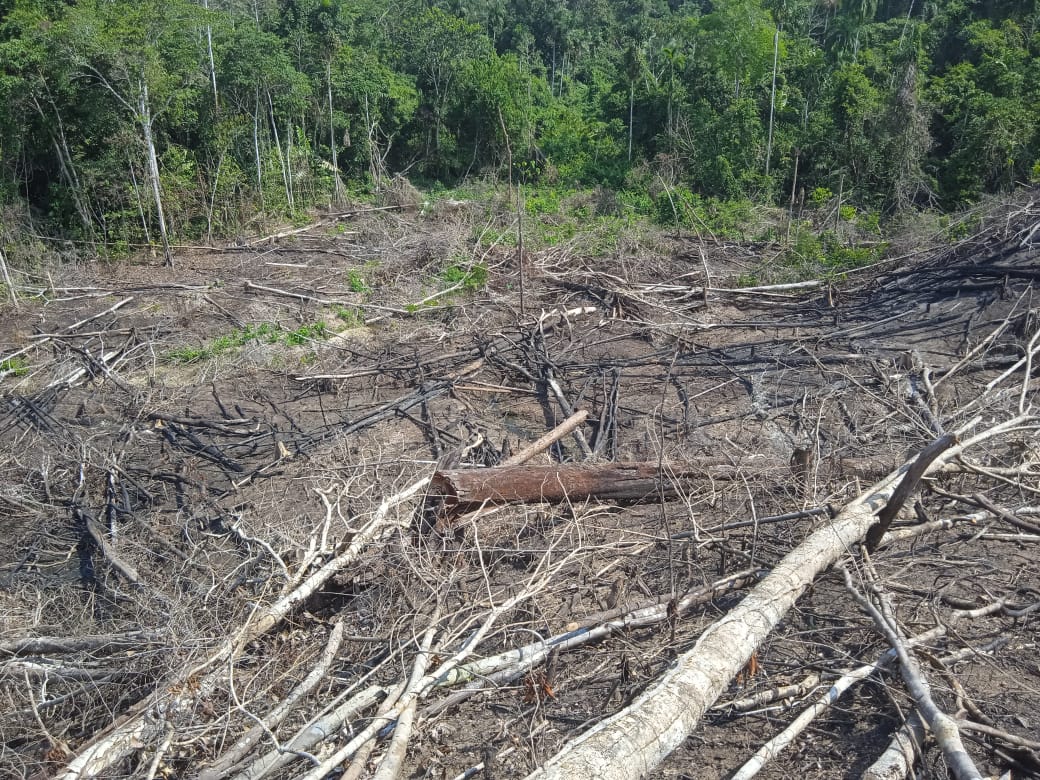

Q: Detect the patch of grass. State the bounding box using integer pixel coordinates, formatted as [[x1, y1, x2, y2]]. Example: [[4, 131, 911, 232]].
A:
[[167, 320, 333, 364], [282, 321, 329, 345], [735, 273, 759, 288], [0, 356, 29, 376], [335, 306, 365, 326], [439, 261, 487, 292]]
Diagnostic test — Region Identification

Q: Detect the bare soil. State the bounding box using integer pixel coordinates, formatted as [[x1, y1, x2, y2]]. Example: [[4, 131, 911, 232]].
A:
[[1, 193, 1039, 780]]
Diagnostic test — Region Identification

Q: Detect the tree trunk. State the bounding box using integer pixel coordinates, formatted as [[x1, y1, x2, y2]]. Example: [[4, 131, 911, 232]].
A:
[[202, 0, 218, 111], [628, 83, 635, 162], [34, 94, 96, 243], [0, 244, 17, 307], [139, 83, 173, 267], [206, 146, 225, 244], [431, 461, 779, 514], [327, 58, 345, 205], [253, 88, 264, 207], [266, 89, 293, 212], [127, 153, 152, 249], [765, 26, 779, 179]]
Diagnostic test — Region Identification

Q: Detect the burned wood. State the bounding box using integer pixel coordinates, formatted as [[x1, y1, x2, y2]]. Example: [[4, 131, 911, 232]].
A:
[[592, 369, 621, 458], [431, 461, 769, 516], [161, 421, 245, 473], [73, 504, 144, 587]]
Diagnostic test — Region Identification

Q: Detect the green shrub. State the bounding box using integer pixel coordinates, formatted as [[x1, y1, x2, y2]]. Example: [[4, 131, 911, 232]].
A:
[[440, 261, 488, 291], [347, 269, 370, 294], [655, 188, 755, 238]]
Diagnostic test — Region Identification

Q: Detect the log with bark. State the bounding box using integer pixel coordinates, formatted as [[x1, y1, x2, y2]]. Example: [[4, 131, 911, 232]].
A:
[[431, 460, 780, 516]]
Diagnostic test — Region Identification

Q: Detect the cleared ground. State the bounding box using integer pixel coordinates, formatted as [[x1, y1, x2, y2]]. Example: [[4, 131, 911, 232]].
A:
[[1, 191, 1038, 779]]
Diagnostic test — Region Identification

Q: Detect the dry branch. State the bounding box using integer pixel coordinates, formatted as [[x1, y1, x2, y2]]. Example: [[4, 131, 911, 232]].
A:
[[56, 473, 432, 780], [524, 415, 1030, 780], [197, 622, 345, 780], [230, 685, 389, 780], [845, 570, 983, 780], [729, 627, 944, 780]]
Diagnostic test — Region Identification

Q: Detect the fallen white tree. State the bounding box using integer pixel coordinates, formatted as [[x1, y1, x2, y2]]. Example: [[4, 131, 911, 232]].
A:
[[525, 413, 1036, 779]]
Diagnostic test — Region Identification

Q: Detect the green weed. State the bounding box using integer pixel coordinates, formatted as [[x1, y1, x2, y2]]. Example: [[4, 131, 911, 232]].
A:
[[167, 320, 332, 364], [335, 306, 365, 326], [0, 356, 29, 376], [440, 261, 488, 292], [347, 269, 370, 294]]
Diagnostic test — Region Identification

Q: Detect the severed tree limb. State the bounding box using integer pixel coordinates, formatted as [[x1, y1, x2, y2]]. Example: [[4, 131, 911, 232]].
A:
[[431, 461, 779, 514], [57, 473, 431, 780], [297, 578, 550, 780], [369, 620, 440, 780], [0, 296, 133, 380], [198, 622, 345, 780], [843, 569, 983, 780], [524, 415, 1030, 780], [431, 410, 592, 532], [729, 626, 946, 780], [0, 631, 163, 657], [504, 409, 589, 466], [861, 710, 929, 780], [339, 686, 406, 780], [75, 505, 145, 587], [543, 368, 593, 459], [955, 720, 1040, 752], [966, 492, 1040, 535], [230, 685, 390, 780], [864, 433, 957, 551], [426, 569, 763, 706], [714, 673, 820, 714]]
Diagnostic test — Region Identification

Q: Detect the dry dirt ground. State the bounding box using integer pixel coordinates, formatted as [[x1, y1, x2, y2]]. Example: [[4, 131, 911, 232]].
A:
[[1, 191, 1039, 780]]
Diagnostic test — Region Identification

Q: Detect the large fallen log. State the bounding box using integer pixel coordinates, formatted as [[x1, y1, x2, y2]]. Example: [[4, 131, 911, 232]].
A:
[[431, 460, 779, 511], [524, 415, 1033, 780]]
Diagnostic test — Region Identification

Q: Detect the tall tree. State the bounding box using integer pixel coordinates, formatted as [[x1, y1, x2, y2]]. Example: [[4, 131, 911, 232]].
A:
[[59, 0, 208, 265]]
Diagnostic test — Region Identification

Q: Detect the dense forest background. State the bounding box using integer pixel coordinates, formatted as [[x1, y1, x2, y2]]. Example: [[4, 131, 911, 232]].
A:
[[0, 0, 1038, 262]]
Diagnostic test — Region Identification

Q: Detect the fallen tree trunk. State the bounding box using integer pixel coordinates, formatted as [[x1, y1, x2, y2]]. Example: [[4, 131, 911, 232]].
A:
[[524, 417, 1031, 780], [431, 460, 779, 511]]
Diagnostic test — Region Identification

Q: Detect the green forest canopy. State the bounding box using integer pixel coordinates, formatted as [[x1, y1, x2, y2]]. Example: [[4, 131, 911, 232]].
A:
[[0, 0, 1037, 254]]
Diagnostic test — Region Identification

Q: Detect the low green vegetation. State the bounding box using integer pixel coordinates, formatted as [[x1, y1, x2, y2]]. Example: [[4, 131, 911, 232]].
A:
[[167, 320, 332, 364], [334, 306, 365, 326], [0, 356, 29, 376], [346, 270, 370, 294], [439, 261, 487, 292]]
